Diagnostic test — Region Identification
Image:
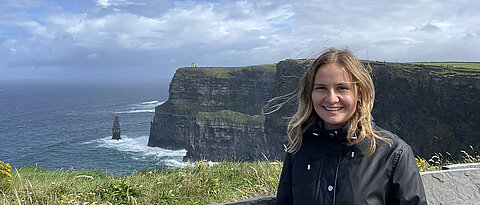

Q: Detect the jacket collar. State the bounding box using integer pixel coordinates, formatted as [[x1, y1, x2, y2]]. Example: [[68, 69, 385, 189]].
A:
[[304, 123, 349, 144], [304, 121, 374, 154]]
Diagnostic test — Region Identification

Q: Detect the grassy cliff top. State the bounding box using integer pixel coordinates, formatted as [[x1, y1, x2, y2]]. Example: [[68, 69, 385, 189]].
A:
[[363, 60, 480, 78], [409, 62, 480, 69], [177, 64, 276, 79], [408, 62, 480, 77]]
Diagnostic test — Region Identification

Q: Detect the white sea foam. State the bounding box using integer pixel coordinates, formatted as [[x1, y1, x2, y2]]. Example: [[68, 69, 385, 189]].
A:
[[115, 100, 165, 114], [142, 100, 159, 105], [115, 109, 155, 114], [89, 135, 188, 168]]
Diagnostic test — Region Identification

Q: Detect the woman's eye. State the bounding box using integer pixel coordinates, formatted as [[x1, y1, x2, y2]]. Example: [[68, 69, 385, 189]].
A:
[[337, 87, 349, 91], [315, 87, 326, 90]]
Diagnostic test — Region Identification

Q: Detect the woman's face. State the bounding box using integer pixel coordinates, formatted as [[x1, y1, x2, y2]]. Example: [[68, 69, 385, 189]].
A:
[[312, 63, 359, 130]]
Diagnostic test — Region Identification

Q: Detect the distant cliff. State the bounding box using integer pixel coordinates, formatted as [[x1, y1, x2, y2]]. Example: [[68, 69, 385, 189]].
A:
[[149, 60, 480, 161], [148, 65, 276, 161]]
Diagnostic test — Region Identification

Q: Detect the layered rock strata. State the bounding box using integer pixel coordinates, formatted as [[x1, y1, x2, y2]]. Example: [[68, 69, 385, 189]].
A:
[[149, 60, 480, 161], [148, 65, 276, 161], [264, 60, 480, 160]]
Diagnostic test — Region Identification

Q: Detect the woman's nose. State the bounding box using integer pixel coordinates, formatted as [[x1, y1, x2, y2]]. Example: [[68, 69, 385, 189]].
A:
[[326, 89, 339, 103]]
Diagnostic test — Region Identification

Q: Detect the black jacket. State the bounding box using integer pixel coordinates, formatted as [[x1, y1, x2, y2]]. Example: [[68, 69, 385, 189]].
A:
[[276, 123, 427, 205]]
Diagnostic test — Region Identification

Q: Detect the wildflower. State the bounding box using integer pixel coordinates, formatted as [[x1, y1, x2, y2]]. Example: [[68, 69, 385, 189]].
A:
[[157, 181, 162, 184], [52, 182, 56, 185], [148, 171, 153, 174]]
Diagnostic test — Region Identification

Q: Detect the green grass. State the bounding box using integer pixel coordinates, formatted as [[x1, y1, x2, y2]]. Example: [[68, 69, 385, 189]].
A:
[[1, 148, 479, 204], [178, 64, 276, 79], [362, 60, 480, 77], [174, 102, 200, 111], [410, 62, 480, 69], [406, 62, 480, 76], [1, 161, 282, 205], [197, 110, 266, 124]]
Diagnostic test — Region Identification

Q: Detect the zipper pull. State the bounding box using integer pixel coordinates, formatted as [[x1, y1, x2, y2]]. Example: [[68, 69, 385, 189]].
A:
[[351, 151, 355, 158], [307, 164, 311, 171]]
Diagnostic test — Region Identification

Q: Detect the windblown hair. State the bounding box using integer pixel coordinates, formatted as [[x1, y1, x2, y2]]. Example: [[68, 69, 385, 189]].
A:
[[287, 48, 390, 155]]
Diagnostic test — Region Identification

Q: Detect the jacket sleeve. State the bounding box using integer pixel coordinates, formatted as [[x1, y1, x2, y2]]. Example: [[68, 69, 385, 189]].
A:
[[388, 144, 427, 205], [275, 152, 293, 205]]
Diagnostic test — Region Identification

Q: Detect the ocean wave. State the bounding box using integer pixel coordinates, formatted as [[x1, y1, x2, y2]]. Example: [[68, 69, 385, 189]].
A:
[[86, 135, 188, 168], [142, 100, 159, 105], [115, 109, 155, 114], [115, 100, 165, 114]]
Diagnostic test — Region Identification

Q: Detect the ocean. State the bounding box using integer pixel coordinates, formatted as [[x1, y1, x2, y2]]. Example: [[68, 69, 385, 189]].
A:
[[0, 81, 187, 175]]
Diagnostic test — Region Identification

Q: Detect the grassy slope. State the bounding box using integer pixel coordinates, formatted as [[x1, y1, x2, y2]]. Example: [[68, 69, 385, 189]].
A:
[[197, 110, 266, 124], [177, 64, 277, 79], [2, 152, 478, 204], [1, 161, 282, 205], [407, 62, 480, 77], [409, 62, 480, 69]]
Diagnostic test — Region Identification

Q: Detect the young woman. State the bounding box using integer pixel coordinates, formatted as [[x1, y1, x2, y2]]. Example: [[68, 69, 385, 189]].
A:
[[276, 48, 427, 204]]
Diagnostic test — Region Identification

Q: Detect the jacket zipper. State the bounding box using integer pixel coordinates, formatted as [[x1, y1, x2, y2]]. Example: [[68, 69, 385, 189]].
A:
[[314, 153, 325, 204], [332, 145, 343, 205]]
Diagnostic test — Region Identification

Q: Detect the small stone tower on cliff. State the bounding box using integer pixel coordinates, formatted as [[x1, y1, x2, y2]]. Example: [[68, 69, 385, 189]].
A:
[[112, 115, 121, 140]]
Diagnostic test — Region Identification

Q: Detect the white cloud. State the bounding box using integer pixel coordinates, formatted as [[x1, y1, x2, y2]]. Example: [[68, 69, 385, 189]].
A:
[[19, 21, 55, 39], [0, 0, 479, 80], [87, 53, 99, 59], [96, 0, 111, 8]]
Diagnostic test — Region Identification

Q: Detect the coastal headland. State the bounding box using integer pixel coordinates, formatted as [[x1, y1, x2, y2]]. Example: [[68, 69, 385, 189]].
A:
[[148, 60, 480, 161]]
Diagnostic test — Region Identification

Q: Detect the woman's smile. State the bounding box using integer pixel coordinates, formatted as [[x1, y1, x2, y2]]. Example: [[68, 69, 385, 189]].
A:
[[323, 106, 342, 111]]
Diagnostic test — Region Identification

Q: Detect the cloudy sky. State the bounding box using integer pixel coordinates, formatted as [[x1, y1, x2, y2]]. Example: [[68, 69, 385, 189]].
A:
[[1, 0, 479, 80]]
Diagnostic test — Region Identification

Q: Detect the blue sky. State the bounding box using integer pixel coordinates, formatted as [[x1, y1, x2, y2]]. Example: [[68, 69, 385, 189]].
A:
[[1, 0, 479, 80]]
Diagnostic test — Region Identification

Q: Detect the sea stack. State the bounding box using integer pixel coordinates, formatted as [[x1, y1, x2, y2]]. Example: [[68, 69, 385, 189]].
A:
[[112, 116, 121, 140]]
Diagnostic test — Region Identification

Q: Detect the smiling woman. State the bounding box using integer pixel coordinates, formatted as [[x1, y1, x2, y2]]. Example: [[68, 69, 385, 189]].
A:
[[311, 63, 359, 130], [275, 48, 427, 205]]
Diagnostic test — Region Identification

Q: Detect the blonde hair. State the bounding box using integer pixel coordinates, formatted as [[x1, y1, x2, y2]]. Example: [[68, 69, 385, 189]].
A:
[[287, 48, 390, 155]]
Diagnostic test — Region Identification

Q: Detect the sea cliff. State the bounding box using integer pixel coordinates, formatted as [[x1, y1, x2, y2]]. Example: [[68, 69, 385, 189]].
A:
[[149, 60, 480, 161], [148, 65, 276, 161]]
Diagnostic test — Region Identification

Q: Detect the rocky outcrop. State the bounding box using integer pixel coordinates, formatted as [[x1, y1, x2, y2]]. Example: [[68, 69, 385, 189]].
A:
[[112, 115, 121, 140], [149, 60, 480, 161], [148, 65, 276, 161]]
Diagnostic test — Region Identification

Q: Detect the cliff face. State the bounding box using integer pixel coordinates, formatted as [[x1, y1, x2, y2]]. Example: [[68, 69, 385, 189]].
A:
[[370, 62, 480, 158], [148, 65, 276, 161], [150, 60, 480, 161], [264, 60, 480, 159], [190, 110, 267, 161]]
